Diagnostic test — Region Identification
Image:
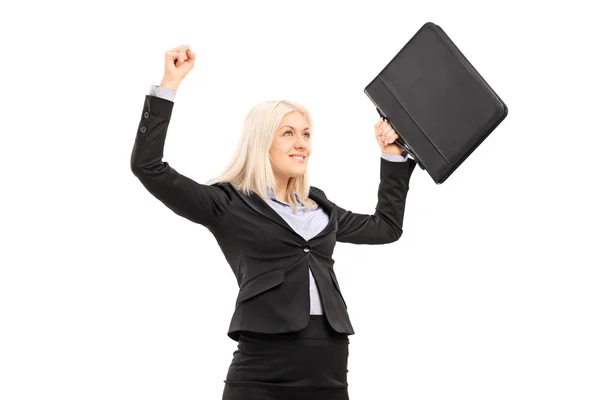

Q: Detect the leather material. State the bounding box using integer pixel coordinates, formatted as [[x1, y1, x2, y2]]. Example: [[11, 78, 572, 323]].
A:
[[365, 22, 508, 184]]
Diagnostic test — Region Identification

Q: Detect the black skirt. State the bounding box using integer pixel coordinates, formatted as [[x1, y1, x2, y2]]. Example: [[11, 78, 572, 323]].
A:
[[222, 315, 350, 400]]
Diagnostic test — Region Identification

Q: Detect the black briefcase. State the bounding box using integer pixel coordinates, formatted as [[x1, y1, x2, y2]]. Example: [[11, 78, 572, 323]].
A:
[[364, 22, 508, 184]]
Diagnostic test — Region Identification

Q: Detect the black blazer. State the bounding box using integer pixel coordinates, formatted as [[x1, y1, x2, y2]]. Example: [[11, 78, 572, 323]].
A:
[[131, 95, 417, 341]]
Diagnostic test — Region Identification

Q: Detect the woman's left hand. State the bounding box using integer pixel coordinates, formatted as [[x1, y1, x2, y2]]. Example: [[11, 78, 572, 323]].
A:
[[374, 118, 405, 155]]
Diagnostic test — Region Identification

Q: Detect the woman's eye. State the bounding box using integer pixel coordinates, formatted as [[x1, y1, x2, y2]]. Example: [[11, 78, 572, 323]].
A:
[[283, 131, 311, 138]]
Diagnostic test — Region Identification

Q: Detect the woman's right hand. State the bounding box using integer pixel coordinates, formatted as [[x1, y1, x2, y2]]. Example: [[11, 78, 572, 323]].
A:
[[160, 44, 196, 90]]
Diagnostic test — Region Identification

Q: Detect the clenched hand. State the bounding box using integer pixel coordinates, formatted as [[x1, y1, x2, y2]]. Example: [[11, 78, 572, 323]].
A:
[[160, 44, 196, 90], [374, 118, 405, 155]]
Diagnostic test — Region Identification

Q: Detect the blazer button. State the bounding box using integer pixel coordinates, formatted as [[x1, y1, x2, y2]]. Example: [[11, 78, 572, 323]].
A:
[[303, 246, 310, 253], [143, 111, 150, 119], [140, 126, 147, 133]]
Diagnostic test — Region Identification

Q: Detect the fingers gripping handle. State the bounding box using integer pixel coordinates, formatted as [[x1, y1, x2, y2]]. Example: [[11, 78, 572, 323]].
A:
[[376, 108, 425, 170]]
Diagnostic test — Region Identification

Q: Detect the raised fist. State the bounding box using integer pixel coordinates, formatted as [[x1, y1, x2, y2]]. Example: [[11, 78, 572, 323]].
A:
[[161, 44, 195, 89]]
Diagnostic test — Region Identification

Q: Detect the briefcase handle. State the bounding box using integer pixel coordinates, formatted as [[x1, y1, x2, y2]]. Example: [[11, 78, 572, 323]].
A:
[[376, 108, 425, 170]]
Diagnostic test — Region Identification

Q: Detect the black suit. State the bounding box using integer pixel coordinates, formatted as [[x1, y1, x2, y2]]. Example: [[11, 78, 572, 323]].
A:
[[131, 95, 417, 341]]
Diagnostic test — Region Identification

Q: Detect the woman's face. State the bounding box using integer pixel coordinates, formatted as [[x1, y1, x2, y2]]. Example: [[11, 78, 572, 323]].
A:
[[269, 111, 312, 180]]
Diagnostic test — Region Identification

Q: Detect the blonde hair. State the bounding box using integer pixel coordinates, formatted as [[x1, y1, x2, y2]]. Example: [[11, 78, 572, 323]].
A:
[[206, 100, 316, 212]]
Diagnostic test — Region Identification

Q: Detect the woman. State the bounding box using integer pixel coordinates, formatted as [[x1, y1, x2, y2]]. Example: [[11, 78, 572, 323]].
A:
[[131, 44, 417, 400]]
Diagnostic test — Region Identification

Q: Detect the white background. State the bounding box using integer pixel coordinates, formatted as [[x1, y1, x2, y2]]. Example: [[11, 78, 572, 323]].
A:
[[2, 0, 599, 399]]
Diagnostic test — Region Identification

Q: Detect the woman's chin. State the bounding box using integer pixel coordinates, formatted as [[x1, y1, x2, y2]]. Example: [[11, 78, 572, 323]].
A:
[[286, 167, 307, 178]]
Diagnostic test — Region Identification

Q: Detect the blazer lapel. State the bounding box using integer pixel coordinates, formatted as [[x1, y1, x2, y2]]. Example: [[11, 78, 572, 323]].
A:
[[234, 188, 292, 232], [308, 186, 336, 240], [231, 184, 336, 239]]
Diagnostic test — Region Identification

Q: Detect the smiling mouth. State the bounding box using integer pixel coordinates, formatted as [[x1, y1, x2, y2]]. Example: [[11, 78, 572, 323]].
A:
[[290, 155, 306, 161]]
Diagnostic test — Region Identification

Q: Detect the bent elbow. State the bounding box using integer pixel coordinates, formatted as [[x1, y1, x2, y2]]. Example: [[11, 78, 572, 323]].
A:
[[130, 153, 159, 179], [387, 227, 403, 243], [130, 162, 147, 180], [130, 161, 141, 177], [130, 148, 143, 177]]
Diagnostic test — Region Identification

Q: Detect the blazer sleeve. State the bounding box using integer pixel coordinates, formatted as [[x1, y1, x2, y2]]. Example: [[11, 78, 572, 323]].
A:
[[334, 157, 417, 244], [130, 95, 230, 227]]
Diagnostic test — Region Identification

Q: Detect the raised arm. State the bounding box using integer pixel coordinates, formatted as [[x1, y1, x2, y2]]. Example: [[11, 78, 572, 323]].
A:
[[334, 157, 417, 244], [335, 118, 417, 244], [130, 45, 231, 227]]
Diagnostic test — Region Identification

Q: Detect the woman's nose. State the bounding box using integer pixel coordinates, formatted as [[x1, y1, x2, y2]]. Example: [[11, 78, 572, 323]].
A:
[[294, 136, 307, 147]]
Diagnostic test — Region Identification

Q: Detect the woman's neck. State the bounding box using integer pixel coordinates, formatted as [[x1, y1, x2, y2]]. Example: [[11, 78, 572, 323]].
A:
[[273, 176, 289, 202]]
